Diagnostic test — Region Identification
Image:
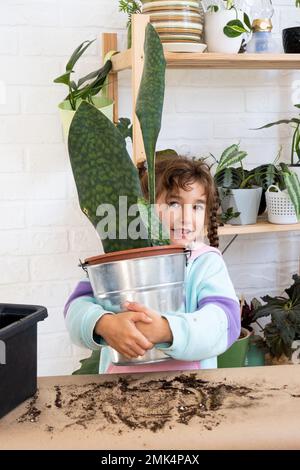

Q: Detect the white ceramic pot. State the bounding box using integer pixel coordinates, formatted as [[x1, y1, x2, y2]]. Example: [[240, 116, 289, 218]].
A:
[[204, 9, 243, 53]]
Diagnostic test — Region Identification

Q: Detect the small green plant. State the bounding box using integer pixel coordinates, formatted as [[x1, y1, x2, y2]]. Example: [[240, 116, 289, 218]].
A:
[[220, 207, 241, 223], [213, 144, 255, 189], [119, 0, 142, 48], [206, 1, 252, 39], [253, 274, 300, 359], [256, 104, 300, 167], [54, 40, 112, 110]]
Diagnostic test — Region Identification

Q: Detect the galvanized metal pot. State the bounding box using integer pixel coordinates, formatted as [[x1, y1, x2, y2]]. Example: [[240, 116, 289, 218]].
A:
[[83, 246, 189, 366]]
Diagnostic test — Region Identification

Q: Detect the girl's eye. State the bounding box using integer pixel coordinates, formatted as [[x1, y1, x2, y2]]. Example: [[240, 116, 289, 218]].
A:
[[168, 201, 181, 208], [194, 204, 205, 211]]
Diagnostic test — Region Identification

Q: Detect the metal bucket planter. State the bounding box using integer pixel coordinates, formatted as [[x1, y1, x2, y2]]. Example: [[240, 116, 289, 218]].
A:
[[218, 187, 262, 225], [83, 245, 189, 366], [58, 96, 114, 141]]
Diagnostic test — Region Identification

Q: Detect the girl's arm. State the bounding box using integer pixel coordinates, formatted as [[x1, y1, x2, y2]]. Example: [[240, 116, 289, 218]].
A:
[[158, 252, 240, 361], [128, 252, 240, 362], [64, 279, 113, 350], [64, 280, 154, 357]]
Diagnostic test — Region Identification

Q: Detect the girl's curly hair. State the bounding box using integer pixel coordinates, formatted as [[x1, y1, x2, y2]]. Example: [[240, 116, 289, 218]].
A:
[[137, 154, 219, 248]]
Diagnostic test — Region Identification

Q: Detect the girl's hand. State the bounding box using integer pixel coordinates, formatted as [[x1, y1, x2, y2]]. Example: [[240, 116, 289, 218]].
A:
[[95, 311, 154, 359], [123, 301, 173, 345]]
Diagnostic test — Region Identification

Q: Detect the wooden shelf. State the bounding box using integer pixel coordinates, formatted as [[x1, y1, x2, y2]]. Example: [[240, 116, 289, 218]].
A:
[[218, 220, 300, 236], [112, 50, 300, 72]]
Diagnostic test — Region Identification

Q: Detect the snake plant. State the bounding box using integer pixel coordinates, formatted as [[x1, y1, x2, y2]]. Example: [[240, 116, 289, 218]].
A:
[[68, 23, 169, 253]]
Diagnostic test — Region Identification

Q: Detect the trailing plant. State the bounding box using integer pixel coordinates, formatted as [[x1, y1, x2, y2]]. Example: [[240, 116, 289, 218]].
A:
[[255, 104, 300, 167], [253, 274, 300, 359], [206, 1, 252, 39], [54, 39, 112, 110]]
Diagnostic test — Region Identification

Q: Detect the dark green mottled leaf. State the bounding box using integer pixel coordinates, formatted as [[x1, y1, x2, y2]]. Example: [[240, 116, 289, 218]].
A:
[[68, 101, 150, 252]]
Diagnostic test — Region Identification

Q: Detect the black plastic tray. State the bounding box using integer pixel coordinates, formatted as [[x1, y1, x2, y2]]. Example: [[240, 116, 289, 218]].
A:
[[0, 303, 48, 419]]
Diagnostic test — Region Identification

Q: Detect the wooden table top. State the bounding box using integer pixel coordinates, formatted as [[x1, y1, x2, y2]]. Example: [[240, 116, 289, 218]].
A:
[[1, 365, 300, 450]]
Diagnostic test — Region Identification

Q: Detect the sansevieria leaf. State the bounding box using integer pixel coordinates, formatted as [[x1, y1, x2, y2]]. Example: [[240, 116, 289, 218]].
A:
[[283, 171, 300, 220], [136, 23, 166, 208], [68, 101, 150, 252]]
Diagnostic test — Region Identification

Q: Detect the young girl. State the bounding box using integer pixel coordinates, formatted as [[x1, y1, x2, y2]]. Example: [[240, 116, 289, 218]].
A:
[[64, 155, 240, 374]]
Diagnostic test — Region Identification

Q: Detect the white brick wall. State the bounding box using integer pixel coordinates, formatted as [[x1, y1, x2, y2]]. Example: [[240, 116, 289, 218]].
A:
[[0, 0, 299, 376]]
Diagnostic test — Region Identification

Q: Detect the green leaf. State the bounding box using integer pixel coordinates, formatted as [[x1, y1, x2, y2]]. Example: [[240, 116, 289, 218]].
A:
[[223, 20, 247, 38], [156, 148, 178, 158], [68, 101, 150, 252], [255, 118, 300, 130], [243, 12, 252, 30], [216, 144, 247, 173], [283, 170, 300, 219], [72, 350, 100, 375], [136, 23, 166, 208], [116, 117, 133, 141], [137, 198, 170, 246], [53, 71, 72, 85], [66, 39, 95, 72]]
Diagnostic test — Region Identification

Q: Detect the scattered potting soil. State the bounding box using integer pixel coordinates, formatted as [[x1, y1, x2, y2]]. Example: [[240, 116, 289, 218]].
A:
[[16, 374, 263, 433], [17, 392, 41, 424]]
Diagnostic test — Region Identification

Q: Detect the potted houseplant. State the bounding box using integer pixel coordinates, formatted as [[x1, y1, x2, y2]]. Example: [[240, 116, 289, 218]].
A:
[[119, 0, 142, 49], [282, 1, 300, 53], [68, 24, 189, 369], [255, 103, 300, 180], [252, 274, 300, 365], [203, 0, 252, 53], [213, 144, 263, 225], [265, 163, 300, 224], [54, 39, 114, 140]]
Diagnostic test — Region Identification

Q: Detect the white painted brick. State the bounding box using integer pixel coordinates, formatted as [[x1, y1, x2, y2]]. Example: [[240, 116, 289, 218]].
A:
[[245, 88, 296, 113], [38, 307, 68, 335], [0, 29, 18, 55], [0, 229, 68, 256], [175, 88, 245, 113], [21, 87, 65, 114], [0, 203, 25, 228], [0, 57, 60, 85], [0, 115, 62, 144], [25, 144, 70, 172], [38, 333, 73, 360], [20, 29, 98, 56], [38, 356, 88, 377], [0, 145, 24, 172], [279, 6, 300, 30], [69, 228, 101, 252], [213, 113, 291, 139], [0, 173, 68, 200], [60, 0, 124, 28], [0, 281, 70, 308], [26, 200, 88, 227], [0, 3, 59, 26], [223, 238, 300, 265], [160, 115, 212, 140], [30, 253, 84, 281], [0, 256, 29, 285], [166, 69, 211, 87], [0, 87, 20, 114]]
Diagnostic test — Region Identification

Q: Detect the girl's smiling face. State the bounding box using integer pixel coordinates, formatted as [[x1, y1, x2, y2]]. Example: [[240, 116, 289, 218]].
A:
[[156, 181, 207, 247]]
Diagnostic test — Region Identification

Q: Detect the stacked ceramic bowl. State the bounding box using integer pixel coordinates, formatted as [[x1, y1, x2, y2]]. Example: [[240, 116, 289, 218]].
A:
[[141, 0, 204, 44]]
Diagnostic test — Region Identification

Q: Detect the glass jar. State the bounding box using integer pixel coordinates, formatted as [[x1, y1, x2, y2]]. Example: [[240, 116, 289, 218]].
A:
[[141, 0, 205, 43]]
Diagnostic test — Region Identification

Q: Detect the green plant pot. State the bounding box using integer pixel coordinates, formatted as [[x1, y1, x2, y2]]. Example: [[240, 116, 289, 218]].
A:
[[217, 328, 251, 368], [58, 96, 114, 141]]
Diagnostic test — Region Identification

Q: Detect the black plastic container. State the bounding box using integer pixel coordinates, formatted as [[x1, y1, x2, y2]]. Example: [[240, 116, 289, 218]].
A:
[[282, 27, 300, 53], [0, 304, 48, 419]]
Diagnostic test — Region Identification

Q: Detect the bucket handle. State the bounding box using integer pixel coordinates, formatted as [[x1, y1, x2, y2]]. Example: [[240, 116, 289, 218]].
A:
[[184, 248, 192, 266], [0, 340, 6, 365], [266, 185, 281, 193], [78, 259, 88, 274]]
